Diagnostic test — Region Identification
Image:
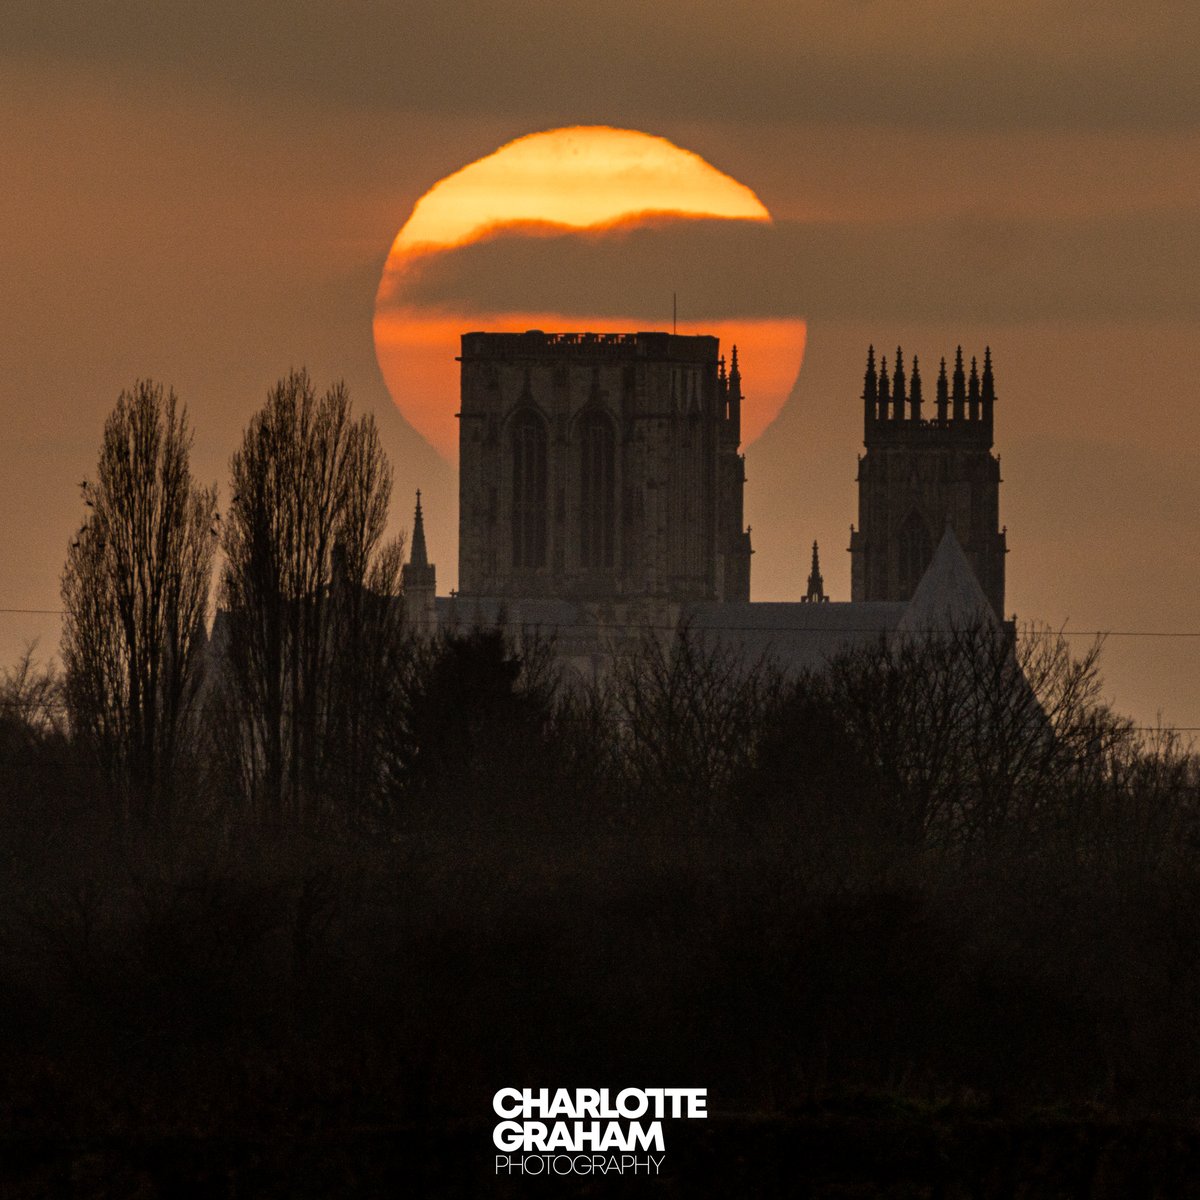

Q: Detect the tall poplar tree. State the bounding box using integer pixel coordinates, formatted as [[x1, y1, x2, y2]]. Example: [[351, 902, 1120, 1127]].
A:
[[217, 369, 404, 827], [62, 381, 217, 823]]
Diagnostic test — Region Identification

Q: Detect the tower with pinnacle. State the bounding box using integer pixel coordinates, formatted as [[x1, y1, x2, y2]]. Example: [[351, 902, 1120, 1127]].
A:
[[849, 345, 1006, 616]]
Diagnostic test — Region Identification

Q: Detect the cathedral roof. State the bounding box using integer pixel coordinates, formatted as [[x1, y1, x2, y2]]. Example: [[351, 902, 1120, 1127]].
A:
[[687, 527, 1000, 676], [688, 600, 908, 675], [429, 526, 1003, 679], [435, 595, 584, 640], [895, 525, 999, 636]]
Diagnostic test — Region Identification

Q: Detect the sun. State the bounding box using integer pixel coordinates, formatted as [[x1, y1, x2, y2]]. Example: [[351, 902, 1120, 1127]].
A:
[[387, 126, 769, 257], [374, 126, 804, 457]]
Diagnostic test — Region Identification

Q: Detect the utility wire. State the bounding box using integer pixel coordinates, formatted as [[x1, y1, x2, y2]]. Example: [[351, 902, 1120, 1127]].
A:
[[9, 605, 1200, 640]]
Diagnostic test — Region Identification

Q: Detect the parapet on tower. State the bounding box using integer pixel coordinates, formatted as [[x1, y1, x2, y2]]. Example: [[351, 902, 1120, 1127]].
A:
[[850, 345, 1006, 616], [863, 343, 996, 445]]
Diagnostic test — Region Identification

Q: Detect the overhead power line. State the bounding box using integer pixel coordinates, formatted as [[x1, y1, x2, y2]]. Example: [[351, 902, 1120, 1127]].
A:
[[9, 604, 1200, 639]]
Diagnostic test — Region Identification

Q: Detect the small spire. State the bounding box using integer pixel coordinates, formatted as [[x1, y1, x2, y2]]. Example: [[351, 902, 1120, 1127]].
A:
[[718, 354, 727, 386], [863, 344, 877, 397], [952, 345, 966, 421], [968, 354, 980, 420], [910, 353, 922, 421], [410, 489, 429, 568], [863, 345, 879, 426], [878, 354, 890, 404], [981, 345, 995, 402], [804, 540, 826, 603], [726, 345, 743, 433], [892, 345, 906, 415], [936, 356, 949, 422], [402, 487, 437, 637]]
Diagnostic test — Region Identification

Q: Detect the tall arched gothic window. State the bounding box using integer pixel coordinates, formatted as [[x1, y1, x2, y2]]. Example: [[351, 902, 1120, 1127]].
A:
[[897, 510, 933, 597], [579, 412, 615, 569], [511, 411, 547, 569]]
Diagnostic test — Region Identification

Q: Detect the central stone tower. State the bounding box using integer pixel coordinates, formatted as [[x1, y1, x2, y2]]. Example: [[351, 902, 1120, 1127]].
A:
[[850, 344, 1007, 617], [458, 330, 751, 609]]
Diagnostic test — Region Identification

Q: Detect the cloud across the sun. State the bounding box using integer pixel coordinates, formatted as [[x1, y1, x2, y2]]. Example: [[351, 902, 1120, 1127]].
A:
[[394, 210, 1200, 325]]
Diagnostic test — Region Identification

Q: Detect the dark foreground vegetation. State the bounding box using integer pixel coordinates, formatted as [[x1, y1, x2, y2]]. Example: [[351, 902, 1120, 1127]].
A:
[[4, 374, 1200, 1195], [4, 618, 1200, 1196]]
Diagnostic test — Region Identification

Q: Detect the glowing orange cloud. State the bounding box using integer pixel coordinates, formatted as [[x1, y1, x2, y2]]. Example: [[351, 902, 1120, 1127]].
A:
[[374, 126, 804, 457]]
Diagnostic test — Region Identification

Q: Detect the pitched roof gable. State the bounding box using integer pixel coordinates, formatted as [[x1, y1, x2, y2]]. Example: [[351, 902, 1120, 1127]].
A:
[[897, 525, 997, 636]]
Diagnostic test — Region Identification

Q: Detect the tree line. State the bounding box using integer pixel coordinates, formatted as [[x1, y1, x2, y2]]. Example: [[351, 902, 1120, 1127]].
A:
[[43, 372, 1195, 847], [2, 370, 1200, 1170], [55, 371, 405, 828], [5, 367, 1193, 865]]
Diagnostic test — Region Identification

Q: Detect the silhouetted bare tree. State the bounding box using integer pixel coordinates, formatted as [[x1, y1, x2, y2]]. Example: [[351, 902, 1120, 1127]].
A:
[[614, 625, 782, 826], [0, 645, 65, 744], [217, 370, 403, 828], [61, 382, 217, 823], [808, 622, 1136, 853]]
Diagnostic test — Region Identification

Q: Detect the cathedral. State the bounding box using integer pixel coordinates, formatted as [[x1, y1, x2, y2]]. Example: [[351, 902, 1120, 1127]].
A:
[[405, 331, 1009, 673]]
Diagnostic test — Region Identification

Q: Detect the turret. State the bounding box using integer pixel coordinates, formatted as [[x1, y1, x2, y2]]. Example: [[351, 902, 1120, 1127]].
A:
[[910, 354, 922, 423]]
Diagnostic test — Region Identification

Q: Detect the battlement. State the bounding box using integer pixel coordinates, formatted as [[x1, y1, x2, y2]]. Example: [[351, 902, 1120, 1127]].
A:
[[460, 330, 719, 363], [863, 344, 995, 449]]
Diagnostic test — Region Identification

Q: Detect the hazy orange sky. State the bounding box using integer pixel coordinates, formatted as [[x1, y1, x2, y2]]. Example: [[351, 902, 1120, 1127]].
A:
[[2, 1, 1199, 729]]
